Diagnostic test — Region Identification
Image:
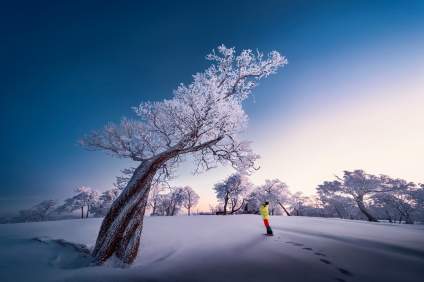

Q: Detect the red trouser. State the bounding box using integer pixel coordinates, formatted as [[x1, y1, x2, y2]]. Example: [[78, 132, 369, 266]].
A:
[[263, 219, 273, 234]]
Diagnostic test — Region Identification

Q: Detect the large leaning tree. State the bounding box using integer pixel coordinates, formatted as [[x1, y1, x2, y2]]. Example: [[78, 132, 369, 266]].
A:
[[81, 45, 286, 265]]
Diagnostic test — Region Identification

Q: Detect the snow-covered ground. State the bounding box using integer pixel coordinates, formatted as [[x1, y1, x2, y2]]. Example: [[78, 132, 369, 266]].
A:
[[0, 215, 423, 282]]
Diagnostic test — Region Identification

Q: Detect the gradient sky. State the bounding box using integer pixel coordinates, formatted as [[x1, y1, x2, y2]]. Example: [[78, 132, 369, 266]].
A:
[[1, 0, 424, 213]]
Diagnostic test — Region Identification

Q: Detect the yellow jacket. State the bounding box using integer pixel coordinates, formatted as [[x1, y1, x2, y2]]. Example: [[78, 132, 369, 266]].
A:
[[259, 204, 270, 220]]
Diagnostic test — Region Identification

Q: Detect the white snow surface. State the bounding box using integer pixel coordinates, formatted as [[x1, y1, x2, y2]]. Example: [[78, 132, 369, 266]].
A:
[[0, 215, 423, 282]]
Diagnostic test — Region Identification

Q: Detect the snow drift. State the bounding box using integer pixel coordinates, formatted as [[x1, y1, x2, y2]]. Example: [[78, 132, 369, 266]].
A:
[[0, 215, 423, 282]]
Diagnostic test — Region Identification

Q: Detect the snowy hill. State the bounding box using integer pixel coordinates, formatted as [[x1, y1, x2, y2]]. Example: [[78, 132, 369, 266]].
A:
[[0, 215, 423, 282]]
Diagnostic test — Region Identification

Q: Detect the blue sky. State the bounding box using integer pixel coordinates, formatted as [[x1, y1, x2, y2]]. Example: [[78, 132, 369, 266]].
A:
[[1, 0, 424, 213]]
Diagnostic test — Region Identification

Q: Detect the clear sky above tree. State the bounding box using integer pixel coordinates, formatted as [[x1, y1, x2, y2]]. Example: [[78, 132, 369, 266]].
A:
[[1, 0, 424, 213]]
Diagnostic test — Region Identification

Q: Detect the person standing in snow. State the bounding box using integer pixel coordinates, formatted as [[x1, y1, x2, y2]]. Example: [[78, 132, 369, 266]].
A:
[[259, 202, 273, 236]]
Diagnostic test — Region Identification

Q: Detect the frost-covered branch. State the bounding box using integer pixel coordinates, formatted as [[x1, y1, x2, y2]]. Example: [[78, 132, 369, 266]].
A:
[[81, 45, 286, 178], [83, 45, 286, 265]]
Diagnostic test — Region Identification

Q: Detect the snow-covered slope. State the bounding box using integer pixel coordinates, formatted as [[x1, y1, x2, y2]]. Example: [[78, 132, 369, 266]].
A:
[[0, 215, 423, 282]]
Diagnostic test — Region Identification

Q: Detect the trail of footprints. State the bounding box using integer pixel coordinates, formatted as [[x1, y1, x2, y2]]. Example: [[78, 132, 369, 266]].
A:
[[275, 236, 354, 282]]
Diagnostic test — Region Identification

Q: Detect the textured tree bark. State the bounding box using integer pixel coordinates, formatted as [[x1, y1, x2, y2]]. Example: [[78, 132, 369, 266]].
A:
[[91, 153, 173, 265], [81, 207, 84, 219], [355, 197, 378, 222]]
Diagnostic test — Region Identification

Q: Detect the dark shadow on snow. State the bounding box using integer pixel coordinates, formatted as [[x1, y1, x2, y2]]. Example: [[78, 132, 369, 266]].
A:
[[31, 237, 92, 269], [274, 227, 424, 260]]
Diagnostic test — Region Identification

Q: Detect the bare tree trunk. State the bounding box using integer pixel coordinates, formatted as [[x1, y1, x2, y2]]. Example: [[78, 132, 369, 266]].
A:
[[405, 211, 413, 224], [188, 207, 191, 216], [230, 199, 245, 214], [355, 197, 378, 222], [86, 206, 89, 218], [223, 193, 229, 215], [151, 203, 157, 216], [278, 202, 291, 216], [91, 154, 172, 265], [81, 207, 84, 219], [334, 207, 343, 218], [171, 202, 178, 216], [385, 210, 392, 223]]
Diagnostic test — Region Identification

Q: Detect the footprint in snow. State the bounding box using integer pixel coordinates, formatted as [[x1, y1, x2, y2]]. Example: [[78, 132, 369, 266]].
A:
[[314, 252, 326, 257], [285, 241, 304, 247], [338, 268, 354, 277], [335, 278, 346, 282], [302, 247, 313, 251], [150, 249, 177, 264], [319, 258, 332, 265]]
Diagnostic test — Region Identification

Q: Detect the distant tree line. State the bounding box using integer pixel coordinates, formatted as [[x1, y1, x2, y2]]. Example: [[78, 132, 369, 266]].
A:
[[1, 169, 200, 223], [2, 169, 423, 225], [212, 170, 424, 224]]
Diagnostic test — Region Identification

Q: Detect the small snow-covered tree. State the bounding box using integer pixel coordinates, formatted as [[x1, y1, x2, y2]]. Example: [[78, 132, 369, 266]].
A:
[[181, 186, 200, 215], [18, 200, 57, 222], [148, 184, 165, 216], [290, 192, 310, 216], [299, 195, 325, 217], [100, 188, 120, 204], [152, 194, 169, 216], [81, 45, 286, 265], [153, 187, 186, 216], [411, 184, 424, 222], [214, 173, 252, 215], [316, 170, 411, 222], [372, 179, 419, 224], [372, 192, 409, 223], [249, 179, 291, 216], [229, 175, 253, 214], [93, 188, 120, 217], [114, 168, 135, 190], [57, 186, 99, 219], [166, 187, 186, 216], [317, 182, 358, 219]]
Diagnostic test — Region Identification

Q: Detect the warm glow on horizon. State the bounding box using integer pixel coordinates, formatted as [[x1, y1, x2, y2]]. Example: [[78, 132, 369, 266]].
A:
[[252, 83, 424, 193], [174, 56, 424, 212]]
